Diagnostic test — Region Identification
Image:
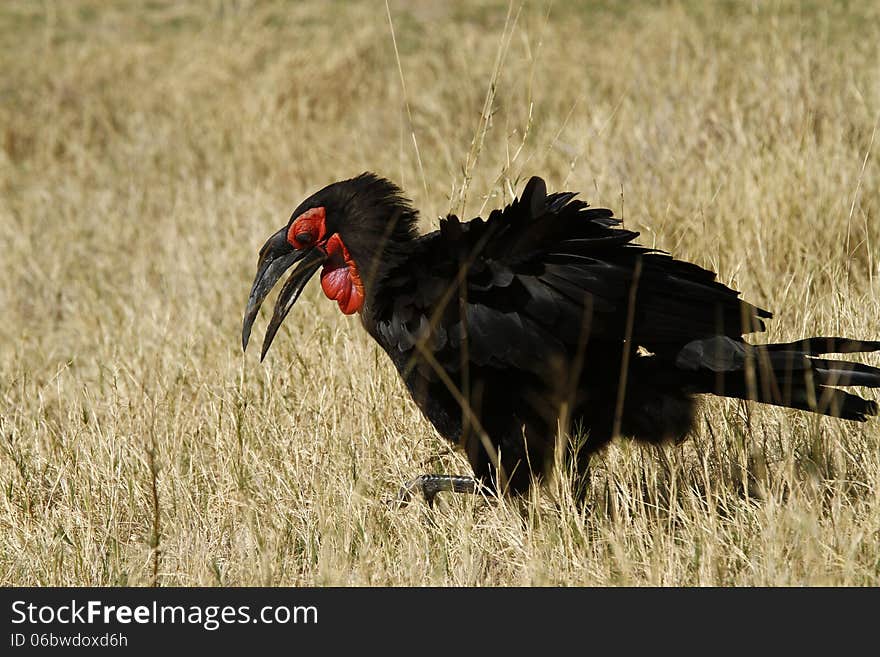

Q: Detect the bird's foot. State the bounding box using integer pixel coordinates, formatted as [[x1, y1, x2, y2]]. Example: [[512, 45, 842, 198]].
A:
[[391, 474, 481, 508]]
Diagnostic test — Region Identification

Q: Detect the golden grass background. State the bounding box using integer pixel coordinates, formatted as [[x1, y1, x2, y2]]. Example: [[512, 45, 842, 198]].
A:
[[1, 0, 879, 585]]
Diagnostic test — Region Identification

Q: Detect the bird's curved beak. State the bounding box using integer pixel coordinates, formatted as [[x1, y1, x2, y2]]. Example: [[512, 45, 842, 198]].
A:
[[242, 227, 327, 360]]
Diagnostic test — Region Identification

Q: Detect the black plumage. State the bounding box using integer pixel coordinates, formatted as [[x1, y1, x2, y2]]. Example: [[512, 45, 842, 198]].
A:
[[243, 172, 880, 498]]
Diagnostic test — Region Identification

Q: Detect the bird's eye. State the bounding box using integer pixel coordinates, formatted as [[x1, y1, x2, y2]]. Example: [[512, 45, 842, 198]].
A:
[[296, 232, 313, 245]]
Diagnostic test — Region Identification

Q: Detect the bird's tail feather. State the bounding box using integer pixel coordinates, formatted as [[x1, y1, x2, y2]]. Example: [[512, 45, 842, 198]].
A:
[[675, 336, 880, 421]]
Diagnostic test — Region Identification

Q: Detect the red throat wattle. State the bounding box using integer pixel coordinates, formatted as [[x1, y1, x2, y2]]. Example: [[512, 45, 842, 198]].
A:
[[320, 233, 364, 315], [287, 206, 364, 315]]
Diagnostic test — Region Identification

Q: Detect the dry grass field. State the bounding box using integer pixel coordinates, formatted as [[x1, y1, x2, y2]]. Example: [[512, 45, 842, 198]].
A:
[[1, 0, 879, 586]]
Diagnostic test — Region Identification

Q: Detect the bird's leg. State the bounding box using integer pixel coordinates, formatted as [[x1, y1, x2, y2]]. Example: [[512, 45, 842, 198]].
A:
[[393, 474, 482, 508]]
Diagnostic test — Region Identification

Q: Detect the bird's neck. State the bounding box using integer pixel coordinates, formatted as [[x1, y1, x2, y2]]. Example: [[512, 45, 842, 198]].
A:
[[350, 232, 417, 310], [332, 199, 420, 320]]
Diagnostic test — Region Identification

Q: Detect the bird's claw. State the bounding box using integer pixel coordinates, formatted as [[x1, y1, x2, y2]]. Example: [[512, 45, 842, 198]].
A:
[[389, 474, 480, 509]]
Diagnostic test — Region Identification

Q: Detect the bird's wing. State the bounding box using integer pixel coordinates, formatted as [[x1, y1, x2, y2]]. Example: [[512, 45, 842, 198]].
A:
[[375, 176, 771, 376]]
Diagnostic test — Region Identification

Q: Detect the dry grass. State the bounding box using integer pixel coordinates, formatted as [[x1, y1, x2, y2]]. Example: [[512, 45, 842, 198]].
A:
[[1, 0, 879, 586]]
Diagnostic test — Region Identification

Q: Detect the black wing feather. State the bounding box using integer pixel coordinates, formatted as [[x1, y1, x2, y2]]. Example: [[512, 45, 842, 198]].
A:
[[374, 177, 771, 377]]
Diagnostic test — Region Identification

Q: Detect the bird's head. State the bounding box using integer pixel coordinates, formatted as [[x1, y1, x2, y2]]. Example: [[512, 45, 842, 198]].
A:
[[242, 172, 418, 360]]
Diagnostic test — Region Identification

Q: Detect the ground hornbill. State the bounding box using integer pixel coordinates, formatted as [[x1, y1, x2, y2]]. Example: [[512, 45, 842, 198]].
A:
[[242, 173, 880, 503]]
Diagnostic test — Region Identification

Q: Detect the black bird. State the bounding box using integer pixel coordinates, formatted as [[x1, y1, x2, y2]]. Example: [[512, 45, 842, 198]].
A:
[[243, 173, 880, 503]]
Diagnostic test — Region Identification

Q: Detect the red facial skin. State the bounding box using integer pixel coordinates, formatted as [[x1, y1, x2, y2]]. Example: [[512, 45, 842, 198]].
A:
[[287, 206, 365, 315], [287, 207, 327, 248]]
